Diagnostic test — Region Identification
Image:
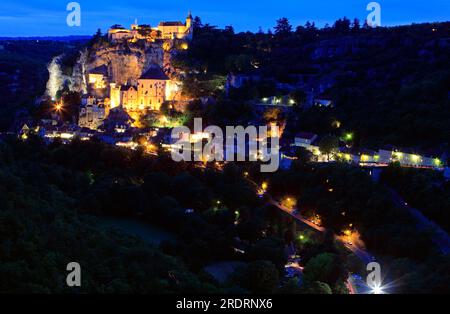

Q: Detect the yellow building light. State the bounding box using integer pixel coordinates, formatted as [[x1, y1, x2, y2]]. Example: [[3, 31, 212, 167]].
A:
[[60, 133, 74, 140], [434, 158, 441, 166], [411, 154, 421, 163], [332, 120, 341, 129], [361, 154, 369, 162]]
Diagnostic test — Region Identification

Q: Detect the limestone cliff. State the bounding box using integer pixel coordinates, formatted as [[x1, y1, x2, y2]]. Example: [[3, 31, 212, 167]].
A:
[[46, 49, 88, 99], [86, 42, 164, 85], [45, 40, 175, 99]]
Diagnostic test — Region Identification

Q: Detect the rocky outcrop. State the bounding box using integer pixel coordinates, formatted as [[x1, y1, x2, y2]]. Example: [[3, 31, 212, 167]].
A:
[[86, 43, 164, 85], [45, 41, 170, 98], [46, 49, 88, 99]]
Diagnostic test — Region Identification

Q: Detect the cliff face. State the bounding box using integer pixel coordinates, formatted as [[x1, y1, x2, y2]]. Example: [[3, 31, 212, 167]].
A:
[[46, 49, 88, 99], [86, 43, 164, 85], [45, 41, 168, 98]]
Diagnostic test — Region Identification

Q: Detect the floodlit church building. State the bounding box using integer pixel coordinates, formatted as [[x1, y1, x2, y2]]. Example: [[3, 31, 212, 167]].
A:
[[110, 64, 171, 112]]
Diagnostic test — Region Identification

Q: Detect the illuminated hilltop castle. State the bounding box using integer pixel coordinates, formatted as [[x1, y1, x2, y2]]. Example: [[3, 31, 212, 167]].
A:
[[108, 12, 193, 42]]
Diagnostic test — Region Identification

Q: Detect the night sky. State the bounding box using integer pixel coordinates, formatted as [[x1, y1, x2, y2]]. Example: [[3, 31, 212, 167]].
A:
[[0, 0, 449, 37]]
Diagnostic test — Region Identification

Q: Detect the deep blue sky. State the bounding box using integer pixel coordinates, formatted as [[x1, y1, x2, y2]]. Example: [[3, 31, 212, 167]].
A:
[[0, 0, 448, 37]]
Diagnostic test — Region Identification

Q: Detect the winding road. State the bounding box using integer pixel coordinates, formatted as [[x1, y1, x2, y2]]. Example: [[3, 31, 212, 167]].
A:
[[269, 198, 374, 264]]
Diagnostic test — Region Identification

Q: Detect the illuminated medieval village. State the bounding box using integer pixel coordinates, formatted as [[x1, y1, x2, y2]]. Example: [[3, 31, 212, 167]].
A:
[[76, 13, 190, 129], [3, 5, 449, 297], [19, 11, 445, 171], [23, 12, 198, 154]]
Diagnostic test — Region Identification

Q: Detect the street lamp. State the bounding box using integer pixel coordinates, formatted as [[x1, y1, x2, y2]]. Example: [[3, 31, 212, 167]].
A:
[[54, 102, 63, 112], [344, 133, 353, 141], [371, 284, 384, 294]]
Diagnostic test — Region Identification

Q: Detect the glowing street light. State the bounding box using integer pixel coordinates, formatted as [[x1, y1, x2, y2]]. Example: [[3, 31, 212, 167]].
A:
[[332, 120, 341, 129], [283, 197, 297, 210], [180, 42, 189, 50], [344, 133, 353, 141], [370, 284, 384, 294], [54, 103, 63, 112], [434, 158, 441, 167], [261, 182, 268, 191]]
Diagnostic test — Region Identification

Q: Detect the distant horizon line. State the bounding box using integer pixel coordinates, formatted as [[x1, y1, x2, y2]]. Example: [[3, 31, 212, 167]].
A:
[[0, 20, 448, 39]]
